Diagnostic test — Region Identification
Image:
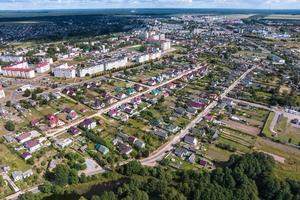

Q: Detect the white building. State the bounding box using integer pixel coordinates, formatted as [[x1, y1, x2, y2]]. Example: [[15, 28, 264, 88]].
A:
[[44, 58, 53, 64], [0, 85, 5, 99], [159, 34, 166, 40], [161, 40, 171, 51], [149, 51, 162, 60], [136, 54, 150, 63], [18, 84, 32, 92], [6, 61, 29, 69], [104, 57, 128, 71], [35, 62, 50, 73], [56, 138, 73, 149], [0, 55, 23, 63], [2, 67, 35, 79], [77, 63, 105, 77], [52, 63, 76, 78]]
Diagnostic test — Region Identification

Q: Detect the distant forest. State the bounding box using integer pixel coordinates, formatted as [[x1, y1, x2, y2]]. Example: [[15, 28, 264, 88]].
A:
[[0, 14, 145, 42]]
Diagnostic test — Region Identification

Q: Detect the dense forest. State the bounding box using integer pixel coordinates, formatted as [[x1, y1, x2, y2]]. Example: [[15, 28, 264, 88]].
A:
[[19, 152, 300, 200]]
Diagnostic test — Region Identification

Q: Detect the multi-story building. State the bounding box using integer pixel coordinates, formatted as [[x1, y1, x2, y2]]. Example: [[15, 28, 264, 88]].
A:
[[52, 63, 76, 78], [149, 51, 162, 60], [104, 57, 128, 71], [77, 63, 105, 77], [35, 62, 50, 73], [136, 54, 150, 63], [2, 62, 35, 79], [0, 55, 23, 63], [161, 40, 171, 51]]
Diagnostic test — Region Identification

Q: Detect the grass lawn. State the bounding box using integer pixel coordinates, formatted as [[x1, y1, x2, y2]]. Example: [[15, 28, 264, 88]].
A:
[[219, 137, 251, 153], [0, 184, 13, 199], [263, 113, 300, 145], [254, 137, 300, 181], [275, 116, 288, 133], [262, 112, 275, 137], [0, 144, 30, 171], [207, 145, 233, 162]]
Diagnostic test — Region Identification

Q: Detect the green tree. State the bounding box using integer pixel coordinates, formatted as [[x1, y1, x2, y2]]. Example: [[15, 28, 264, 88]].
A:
[[23, 89, 31, 97], [5, 121, 15, 131]]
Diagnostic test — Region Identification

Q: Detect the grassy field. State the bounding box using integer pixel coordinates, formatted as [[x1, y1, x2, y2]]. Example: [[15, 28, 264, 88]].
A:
[[207, 145, 233, 162], [262, 112, 275, 137], [262, 112, 300, 145], [254, 137, 300, 181], [0, 144, 30, 171]]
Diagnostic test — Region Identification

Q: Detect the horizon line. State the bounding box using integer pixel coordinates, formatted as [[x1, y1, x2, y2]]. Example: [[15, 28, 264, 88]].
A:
[[1, 8, 300, 11]]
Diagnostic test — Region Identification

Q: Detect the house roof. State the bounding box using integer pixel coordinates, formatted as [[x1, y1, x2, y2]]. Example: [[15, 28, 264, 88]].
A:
[[80, 118, 95, 126], [184, 135, 196, 144], [25, 139, 39, 148], [16, 132, 31, 142]]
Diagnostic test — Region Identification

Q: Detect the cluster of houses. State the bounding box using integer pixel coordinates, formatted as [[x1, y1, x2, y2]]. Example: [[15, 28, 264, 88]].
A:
[[172, 134, 213, 169], [63, 79, 145, 110], [112, 132, 145, 155]]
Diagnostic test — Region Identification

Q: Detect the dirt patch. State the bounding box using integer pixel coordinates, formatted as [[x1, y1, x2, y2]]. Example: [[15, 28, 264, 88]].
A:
[[222, 119, 261, 136]]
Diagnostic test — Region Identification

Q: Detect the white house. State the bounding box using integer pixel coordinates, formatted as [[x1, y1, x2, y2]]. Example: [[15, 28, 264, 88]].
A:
[[55, 138, 73, 149]]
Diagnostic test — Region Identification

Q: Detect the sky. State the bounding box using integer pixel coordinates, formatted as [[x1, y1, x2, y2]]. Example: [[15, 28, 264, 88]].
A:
[[0, 0, 299, 10]]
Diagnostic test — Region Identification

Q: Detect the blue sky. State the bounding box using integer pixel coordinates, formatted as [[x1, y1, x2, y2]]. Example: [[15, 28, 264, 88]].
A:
[[0, 0, 299, 10]]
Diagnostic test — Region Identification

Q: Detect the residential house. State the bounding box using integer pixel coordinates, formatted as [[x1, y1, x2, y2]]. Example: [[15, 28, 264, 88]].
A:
[[190, 101, 206, 109], [188, 153, 196, 163], [68, 127, 80, 136], [80, 118, 97, 130], [154, 129, 168, 140], [48, 114, 59, 128], [131, 97, 142, 105], [134, 139, 145, 149], [126, 88, 136, 96], [184, 135, 198, 146], [23, 169, 33, 179], [56, 138, 73, 148], [24, 139, 41, 152], [186, 107, 197, 114], [96, 144, 109, 155], [174, 107, 186, 116], [199, 159, 207, 167], [108, 109, 119, 118], [67, 110, 78, 120], [134, 84, 144, 92], [20, 152, 32, 161], [116, 93, 127, 99], [12, 171, 23, 182], [151, 89, 160, 96], [117, 142, 132, 155], [174, 148, 189, 158]]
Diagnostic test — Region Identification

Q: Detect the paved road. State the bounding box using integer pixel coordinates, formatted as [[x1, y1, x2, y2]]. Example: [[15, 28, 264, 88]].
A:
[[141, 66, 257, 166], [5, 65, 254, 200], [46, 65, 206, 137], [6, 186, 39, 200]]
